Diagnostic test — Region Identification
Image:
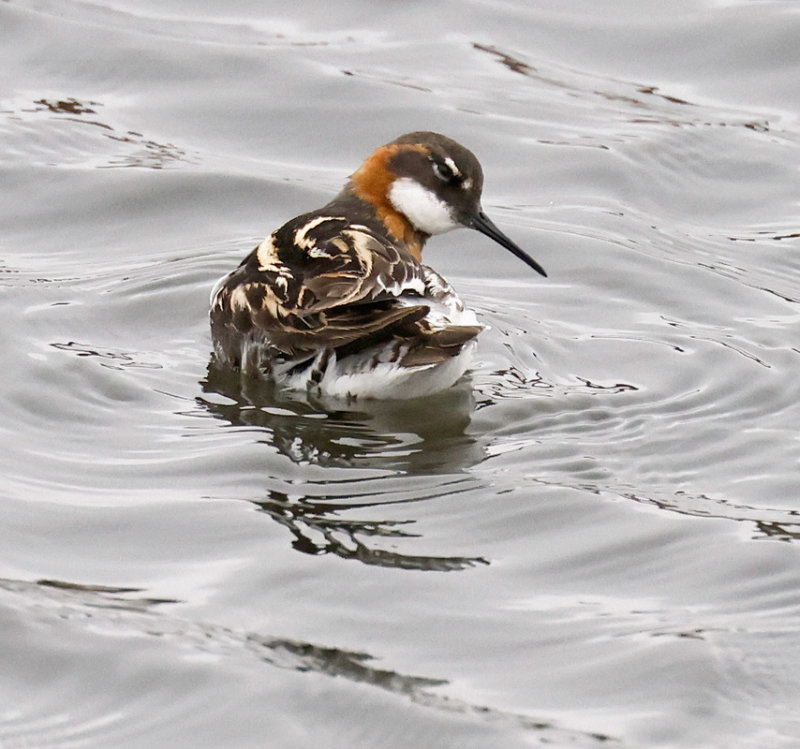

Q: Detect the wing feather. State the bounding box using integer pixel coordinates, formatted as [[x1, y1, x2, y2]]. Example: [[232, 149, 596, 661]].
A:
[[211, 216, 438, 363]]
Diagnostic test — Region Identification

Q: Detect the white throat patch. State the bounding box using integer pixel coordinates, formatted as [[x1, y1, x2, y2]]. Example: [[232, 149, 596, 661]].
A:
[[388, 178, 459, 235]]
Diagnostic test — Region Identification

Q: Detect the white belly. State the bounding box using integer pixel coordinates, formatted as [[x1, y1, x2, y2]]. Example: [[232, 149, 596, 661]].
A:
[[278, 339, 478, 400]]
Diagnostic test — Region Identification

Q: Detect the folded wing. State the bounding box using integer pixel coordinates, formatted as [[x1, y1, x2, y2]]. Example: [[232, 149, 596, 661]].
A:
[[210, 215, 481, 369]]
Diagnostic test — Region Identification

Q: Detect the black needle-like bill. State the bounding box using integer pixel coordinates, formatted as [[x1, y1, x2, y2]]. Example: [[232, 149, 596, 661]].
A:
[[467, 210, 547, 277]]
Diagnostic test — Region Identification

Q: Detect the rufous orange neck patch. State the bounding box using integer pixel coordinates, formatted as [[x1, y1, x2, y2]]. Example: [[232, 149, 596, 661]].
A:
[[350, 144, 427, 261]]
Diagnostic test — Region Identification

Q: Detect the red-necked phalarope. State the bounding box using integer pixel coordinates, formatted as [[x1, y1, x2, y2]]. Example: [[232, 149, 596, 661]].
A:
[[210, 131, 547, 400]]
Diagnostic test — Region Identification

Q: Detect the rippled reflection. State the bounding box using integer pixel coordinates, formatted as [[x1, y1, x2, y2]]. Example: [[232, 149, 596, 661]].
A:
[[252, 488, 487, 571], [198, 359, 489, 571], [200, 359, 483, 471]]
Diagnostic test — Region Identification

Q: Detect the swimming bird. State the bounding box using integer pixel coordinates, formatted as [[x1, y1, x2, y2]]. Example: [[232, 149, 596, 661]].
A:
[[210, 131, 546, 400]]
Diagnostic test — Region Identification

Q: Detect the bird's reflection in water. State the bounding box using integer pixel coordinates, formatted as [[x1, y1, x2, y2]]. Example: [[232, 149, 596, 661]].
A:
[[198, 360, 488, 571], [253, 487, 487, 571]]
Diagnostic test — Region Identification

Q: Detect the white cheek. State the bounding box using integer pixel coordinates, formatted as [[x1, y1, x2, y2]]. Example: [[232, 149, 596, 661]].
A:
[[388, 178, 459, 235]]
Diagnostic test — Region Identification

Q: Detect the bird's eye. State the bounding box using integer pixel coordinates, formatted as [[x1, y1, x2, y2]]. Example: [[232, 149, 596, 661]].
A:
[[431, 159, 455, 183]]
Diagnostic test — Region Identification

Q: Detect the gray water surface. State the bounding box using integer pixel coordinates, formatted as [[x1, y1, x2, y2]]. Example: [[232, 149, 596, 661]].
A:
[[2, 1, 800, 747]]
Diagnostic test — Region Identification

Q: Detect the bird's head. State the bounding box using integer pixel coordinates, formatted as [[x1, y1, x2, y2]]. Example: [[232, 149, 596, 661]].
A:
[[348, 131, 546, 276]]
